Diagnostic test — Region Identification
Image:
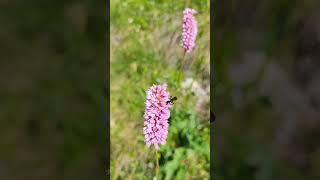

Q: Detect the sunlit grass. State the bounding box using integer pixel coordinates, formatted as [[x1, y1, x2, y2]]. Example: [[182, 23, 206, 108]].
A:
[[111, 0, 210, 179]]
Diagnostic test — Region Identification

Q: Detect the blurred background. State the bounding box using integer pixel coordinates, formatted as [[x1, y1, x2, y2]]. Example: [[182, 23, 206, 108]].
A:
[[111, 0, 210, 179], [214, 0, 320, 179], [0, 0, 106, 179]]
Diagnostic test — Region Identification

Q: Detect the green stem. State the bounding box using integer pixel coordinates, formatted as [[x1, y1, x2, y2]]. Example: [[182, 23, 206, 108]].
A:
[[155, 150, 159, 179], [177, 51, 186, 88]]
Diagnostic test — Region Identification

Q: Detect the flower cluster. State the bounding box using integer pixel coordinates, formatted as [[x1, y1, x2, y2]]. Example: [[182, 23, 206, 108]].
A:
[[182, 8, 198, 53], [143, 84, 171, 149], [143, 8, 199, 150]]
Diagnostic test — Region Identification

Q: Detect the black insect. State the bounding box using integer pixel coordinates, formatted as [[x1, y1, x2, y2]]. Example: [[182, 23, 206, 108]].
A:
[[166, 96, 178, 105]]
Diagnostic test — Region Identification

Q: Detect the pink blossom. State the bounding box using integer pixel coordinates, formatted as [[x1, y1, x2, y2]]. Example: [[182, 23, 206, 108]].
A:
[[182, 8, 198, 53], [143, 84, 171, 150]]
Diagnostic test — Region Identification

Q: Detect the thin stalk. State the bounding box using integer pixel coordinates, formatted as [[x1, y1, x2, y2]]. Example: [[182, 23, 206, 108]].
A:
[[177, 50, 186, 87], [155, 150, 159, 179]]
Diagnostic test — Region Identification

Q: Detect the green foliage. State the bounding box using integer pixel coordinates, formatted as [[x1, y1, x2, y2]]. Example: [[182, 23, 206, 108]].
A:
[[159, 109, 210, 179], [111, 0, 210, 179]]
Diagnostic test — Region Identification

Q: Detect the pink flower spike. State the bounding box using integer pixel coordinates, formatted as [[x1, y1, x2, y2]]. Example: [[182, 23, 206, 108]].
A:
[[182, 8, 198, 53], [143, 84, 171, 150]]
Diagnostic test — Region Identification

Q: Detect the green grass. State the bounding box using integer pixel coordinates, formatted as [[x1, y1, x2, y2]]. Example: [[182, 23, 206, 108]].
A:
[[110, 0, 210, 179]]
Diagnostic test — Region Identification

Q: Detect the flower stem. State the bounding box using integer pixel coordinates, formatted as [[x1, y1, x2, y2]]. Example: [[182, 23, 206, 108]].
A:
[[178, 50, 186, 87], [155, 150, 159, 179], [181, 50, 186, 70]]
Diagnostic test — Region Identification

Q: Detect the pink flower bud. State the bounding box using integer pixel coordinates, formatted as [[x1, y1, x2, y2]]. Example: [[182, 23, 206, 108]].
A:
[[182, 8, 198, 53], [143, 84, 171, 149]]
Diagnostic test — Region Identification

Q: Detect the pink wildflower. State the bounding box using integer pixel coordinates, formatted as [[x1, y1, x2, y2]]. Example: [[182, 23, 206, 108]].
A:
[[143, 84, 171, 150], [182, 8, 198, 53]]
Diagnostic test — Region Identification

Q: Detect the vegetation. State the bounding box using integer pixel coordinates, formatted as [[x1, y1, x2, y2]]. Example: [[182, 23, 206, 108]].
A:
[[110, 0, 210, 179]]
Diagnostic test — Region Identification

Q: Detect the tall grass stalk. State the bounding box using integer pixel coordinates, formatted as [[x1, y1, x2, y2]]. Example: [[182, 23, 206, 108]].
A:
[[178, 50, 187, 88], [155, 150, 159, 179]]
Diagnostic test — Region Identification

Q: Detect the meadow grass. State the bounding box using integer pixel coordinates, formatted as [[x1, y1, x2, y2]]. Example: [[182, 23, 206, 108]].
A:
[[111, 0, 210, 179]]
